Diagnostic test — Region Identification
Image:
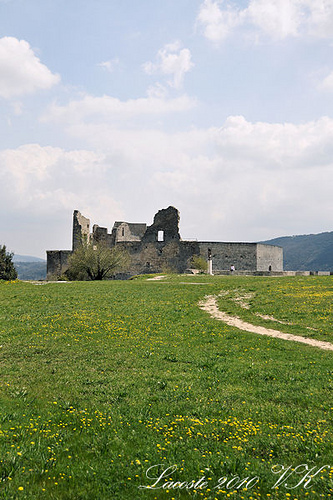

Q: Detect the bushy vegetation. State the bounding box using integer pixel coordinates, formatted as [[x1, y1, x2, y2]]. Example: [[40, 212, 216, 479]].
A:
[[66, 242, 129, 280], [0, 275, 332, 499], [190, 254, 208, 272], [0, 244, 17, 280]]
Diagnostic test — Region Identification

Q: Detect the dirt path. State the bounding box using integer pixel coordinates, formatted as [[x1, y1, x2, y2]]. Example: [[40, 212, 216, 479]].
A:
[[146, 275, 166, 281], [199, 295, 333, 352]]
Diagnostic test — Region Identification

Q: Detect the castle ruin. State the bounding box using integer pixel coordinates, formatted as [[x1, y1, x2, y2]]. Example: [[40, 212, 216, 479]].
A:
[[46, 207, 283, 279]]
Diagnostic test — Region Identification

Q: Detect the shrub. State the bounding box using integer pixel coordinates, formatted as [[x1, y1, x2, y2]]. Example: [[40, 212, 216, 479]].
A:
[[190, 255, 208, 273]]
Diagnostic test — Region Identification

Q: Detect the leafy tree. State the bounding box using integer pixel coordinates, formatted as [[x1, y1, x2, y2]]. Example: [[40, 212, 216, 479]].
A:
[[0, 245, 18, 280], [66, 243, 129, 280]]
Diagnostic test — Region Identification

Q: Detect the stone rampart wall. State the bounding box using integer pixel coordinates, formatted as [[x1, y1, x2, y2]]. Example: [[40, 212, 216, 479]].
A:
[[198, 242, 258, 271]]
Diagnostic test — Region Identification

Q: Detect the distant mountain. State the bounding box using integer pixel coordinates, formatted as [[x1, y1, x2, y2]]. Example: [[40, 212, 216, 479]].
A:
[[14, 261, 46, 280], [13, 254, 45, 263], [12, 255, 46, 280], [262, 232, 333, 271]]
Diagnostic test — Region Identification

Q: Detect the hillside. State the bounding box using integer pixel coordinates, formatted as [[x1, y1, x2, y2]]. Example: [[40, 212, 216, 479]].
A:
[[262, 231, 333, 271], [14, 261, 47, 280], [10, 254, 46, 280]]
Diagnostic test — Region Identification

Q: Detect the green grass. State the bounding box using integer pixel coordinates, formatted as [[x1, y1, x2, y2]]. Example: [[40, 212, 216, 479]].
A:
[[0, 275, 332, 499]]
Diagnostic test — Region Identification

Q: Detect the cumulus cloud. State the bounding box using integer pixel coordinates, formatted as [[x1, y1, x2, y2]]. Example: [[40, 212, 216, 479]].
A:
[[319, 70, 333, 91], [0, 144, 124, 254], [3, 110, 333, 256], [196, 0, 333, 43], [0, 144, 105, 200], [42, 92, 196, 128], [196, 0, 242, 42], [246, 0, 302, 39], [19, 113, 333, 242], [306, 0, 333, 38], [0, 37, 60, 99], [149, 115, 333, 239], [143, 41, 194, 88]]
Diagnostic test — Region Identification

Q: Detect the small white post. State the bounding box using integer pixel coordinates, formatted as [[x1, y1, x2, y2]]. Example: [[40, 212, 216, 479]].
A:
[[207, 248, 213, 275]]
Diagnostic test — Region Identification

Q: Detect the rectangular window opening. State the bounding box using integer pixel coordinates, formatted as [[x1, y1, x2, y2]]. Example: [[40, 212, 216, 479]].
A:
[[158, 230, 164, 242]]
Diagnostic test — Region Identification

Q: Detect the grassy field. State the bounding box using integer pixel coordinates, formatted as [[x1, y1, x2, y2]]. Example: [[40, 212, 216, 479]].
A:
[[0, 275, 332, 500]]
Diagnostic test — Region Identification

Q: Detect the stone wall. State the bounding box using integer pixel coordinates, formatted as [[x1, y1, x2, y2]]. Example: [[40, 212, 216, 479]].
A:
[[46, 250, 72, 278], [198, 242, 258, 271], [113, 240, 283, 275], [116, 240, 200, 275]]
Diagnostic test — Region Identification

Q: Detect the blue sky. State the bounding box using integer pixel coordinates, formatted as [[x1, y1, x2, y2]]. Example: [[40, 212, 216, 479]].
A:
[[1, 0, 333, 258]]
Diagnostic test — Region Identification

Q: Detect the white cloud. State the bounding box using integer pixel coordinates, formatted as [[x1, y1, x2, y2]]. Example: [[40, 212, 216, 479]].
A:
[[0, 144, 125, 254], [149, 116, 333, 239], [143, 42, 194, 89], [196, 0, 242, 43], [146, 83, 169, 99], [246, 0, 302, 39], [42, 92, 196, 127], [0, 144, 105, 199], [3, 113, 333, 256], [196, 0, 333, 43], [97, 58, 120, 72], [319, 70, 333, 91], [0, 37, 60, 99], [305, 0, 333, 38], [36, 111, 333, 239]]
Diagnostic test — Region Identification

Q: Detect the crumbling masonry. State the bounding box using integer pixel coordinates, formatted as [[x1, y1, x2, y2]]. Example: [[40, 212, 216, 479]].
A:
[[46, 207, 283, 279]]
